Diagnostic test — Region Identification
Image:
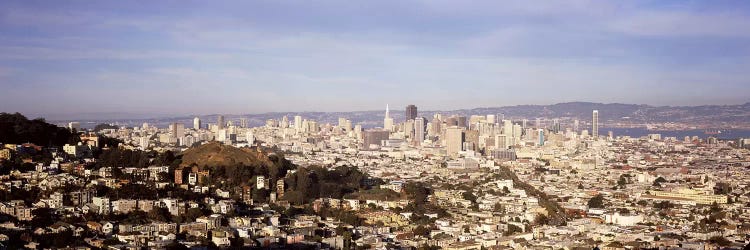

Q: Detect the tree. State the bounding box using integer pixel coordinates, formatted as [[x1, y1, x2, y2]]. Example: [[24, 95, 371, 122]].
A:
[[708, 236, 731, 246], [493, 203, 505, 213], [148, 207, 172, 222], [653, 201, 674, 209], [653, 177, 667, 187], [533, 214, 549, 225], [505, 224, 522, 236], [413, 225, 430, 237], [617, 175, 628, 187], [462, 191, 477, 203], [587, 194, 605, 209]]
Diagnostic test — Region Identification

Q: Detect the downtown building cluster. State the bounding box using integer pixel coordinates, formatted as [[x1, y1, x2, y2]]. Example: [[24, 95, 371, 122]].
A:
[[0, 106, 749, 249]]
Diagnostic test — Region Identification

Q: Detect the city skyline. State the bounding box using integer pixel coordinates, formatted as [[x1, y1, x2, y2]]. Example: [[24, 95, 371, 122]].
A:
[[2, 1, 750, 116]]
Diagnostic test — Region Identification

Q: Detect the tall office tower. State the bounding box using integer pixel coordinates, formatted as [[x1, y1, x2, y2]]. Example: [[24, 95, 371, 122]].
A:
[[294, 115, 303, 132], [503, 120, 513, 147], [457, 116, 468, 128], [495, 134, 507, 149], [338, 118, 347, 130], [513, 124, 522, 144], [193, 117, 201, 130], [239, 118, 248, 128], [535, 118, 542, 129], [404, 119, 414, 140], [281, 116, 289, 128], [522, 119, 528, 129], [573, 119, 579, 132], [445, 126, 464, 157], [486, 114, 496, 124], [429, 116, 442, 136], [384, 104, 394, 131], [413, 117, 426, 145], [345, 120, 352, 132], [170, 123, 185, 138], [552, 119, 561, 134], [405, 105, 418, 121], [445, 116, 458, 126], [217, 115, 225, 130], [538, 129, 545, 146], [354, 124, 363, 139], [592, 110, 599, 139]]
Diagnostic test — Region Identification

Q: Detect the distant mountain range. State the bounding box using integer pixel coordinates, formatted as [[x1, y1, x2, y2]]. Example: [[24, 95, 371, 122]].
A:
[[45, 102, 750, 129]]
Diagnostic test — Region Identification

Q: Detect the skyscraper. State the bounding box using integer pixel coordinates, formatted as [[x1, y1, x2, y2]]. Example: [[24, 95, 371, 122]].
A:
[[503, 120, 514, 147], [538, 129, 545, 146], [552, 119, 561, 134], [170, 123, 185, 138], [384, 104, 394, 131], [592, 110, 599, 139], [239, 118, 248, 128], [281, 116, 289, 128], [405, 105, 418, 121], [294, 115, 303, 132], [486, 114, 496, 124], [193, 117, 201, 130], [445, 126, 464, 157], [217, 115, 225, 130], [413, 117, 426, 145]]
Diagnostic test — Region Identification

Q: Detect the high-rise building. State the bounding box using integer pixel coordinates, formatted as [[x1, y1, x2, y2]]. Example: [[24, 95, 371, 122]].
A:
[[413, 117, 426, 145], [405, 105, 418, 121], [294, 115, 303, 132], [573, 119, 579, 132], [281, 116, 289, 128], [495, 134, 507, 149], [592, 110, 599, 139], [552, 119, 561, 134], [535, 118, 542, 129], [217, 115, 225, 130], [193, 117, 201, 130], [503, 120, 514, 147], [457, 116, 468, 128], [486, 114, 496, 124], [445, 126, 464, 157], [538, 129, 545, 146], [384, 104, 394, 131], [170, 123, 185, 138], [239, 118, 248, 128]]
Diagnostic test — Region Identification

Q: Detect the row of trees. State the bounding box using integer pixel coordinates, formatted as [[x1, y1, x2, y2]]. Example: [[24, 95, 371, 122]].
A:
[[0, 112, 79, 147], [283, 165, 370, 205]]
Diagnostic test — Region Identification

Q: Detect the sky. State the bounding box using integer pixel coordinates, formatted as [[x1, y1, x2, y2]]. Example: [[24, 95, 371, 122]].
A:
[[1, 0, 749, 118]]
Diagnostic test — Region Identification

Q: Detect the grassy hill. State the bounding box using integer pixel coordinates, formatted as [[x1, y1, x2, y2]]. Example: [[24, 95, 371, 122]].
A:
[[179, 141, 272, 168]]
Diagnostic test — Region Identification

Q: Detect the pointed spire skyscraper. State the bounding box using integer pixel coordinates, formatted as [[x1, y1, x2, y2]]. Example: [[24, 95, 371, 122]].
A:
[[384, 104, 394, 132]]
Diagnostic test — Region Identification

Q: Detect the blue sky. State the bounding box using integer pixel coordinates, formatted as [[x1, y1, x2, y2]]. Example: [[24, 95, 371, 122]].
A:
[[1, 0, 749, 117]]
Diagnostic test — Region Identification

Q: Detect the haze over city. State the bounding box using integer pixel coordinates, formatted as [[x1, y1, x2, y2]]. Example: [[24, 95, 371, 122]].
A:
[[1, 0, 750, 118], [2, 1, 750, 249]]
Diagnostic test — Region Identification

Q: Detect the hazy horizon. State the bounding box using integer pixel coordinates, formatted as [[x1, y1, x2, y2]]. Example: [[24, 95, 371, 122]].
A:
[[7, 100, 748, 122], [2, 1, 750, 115]]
